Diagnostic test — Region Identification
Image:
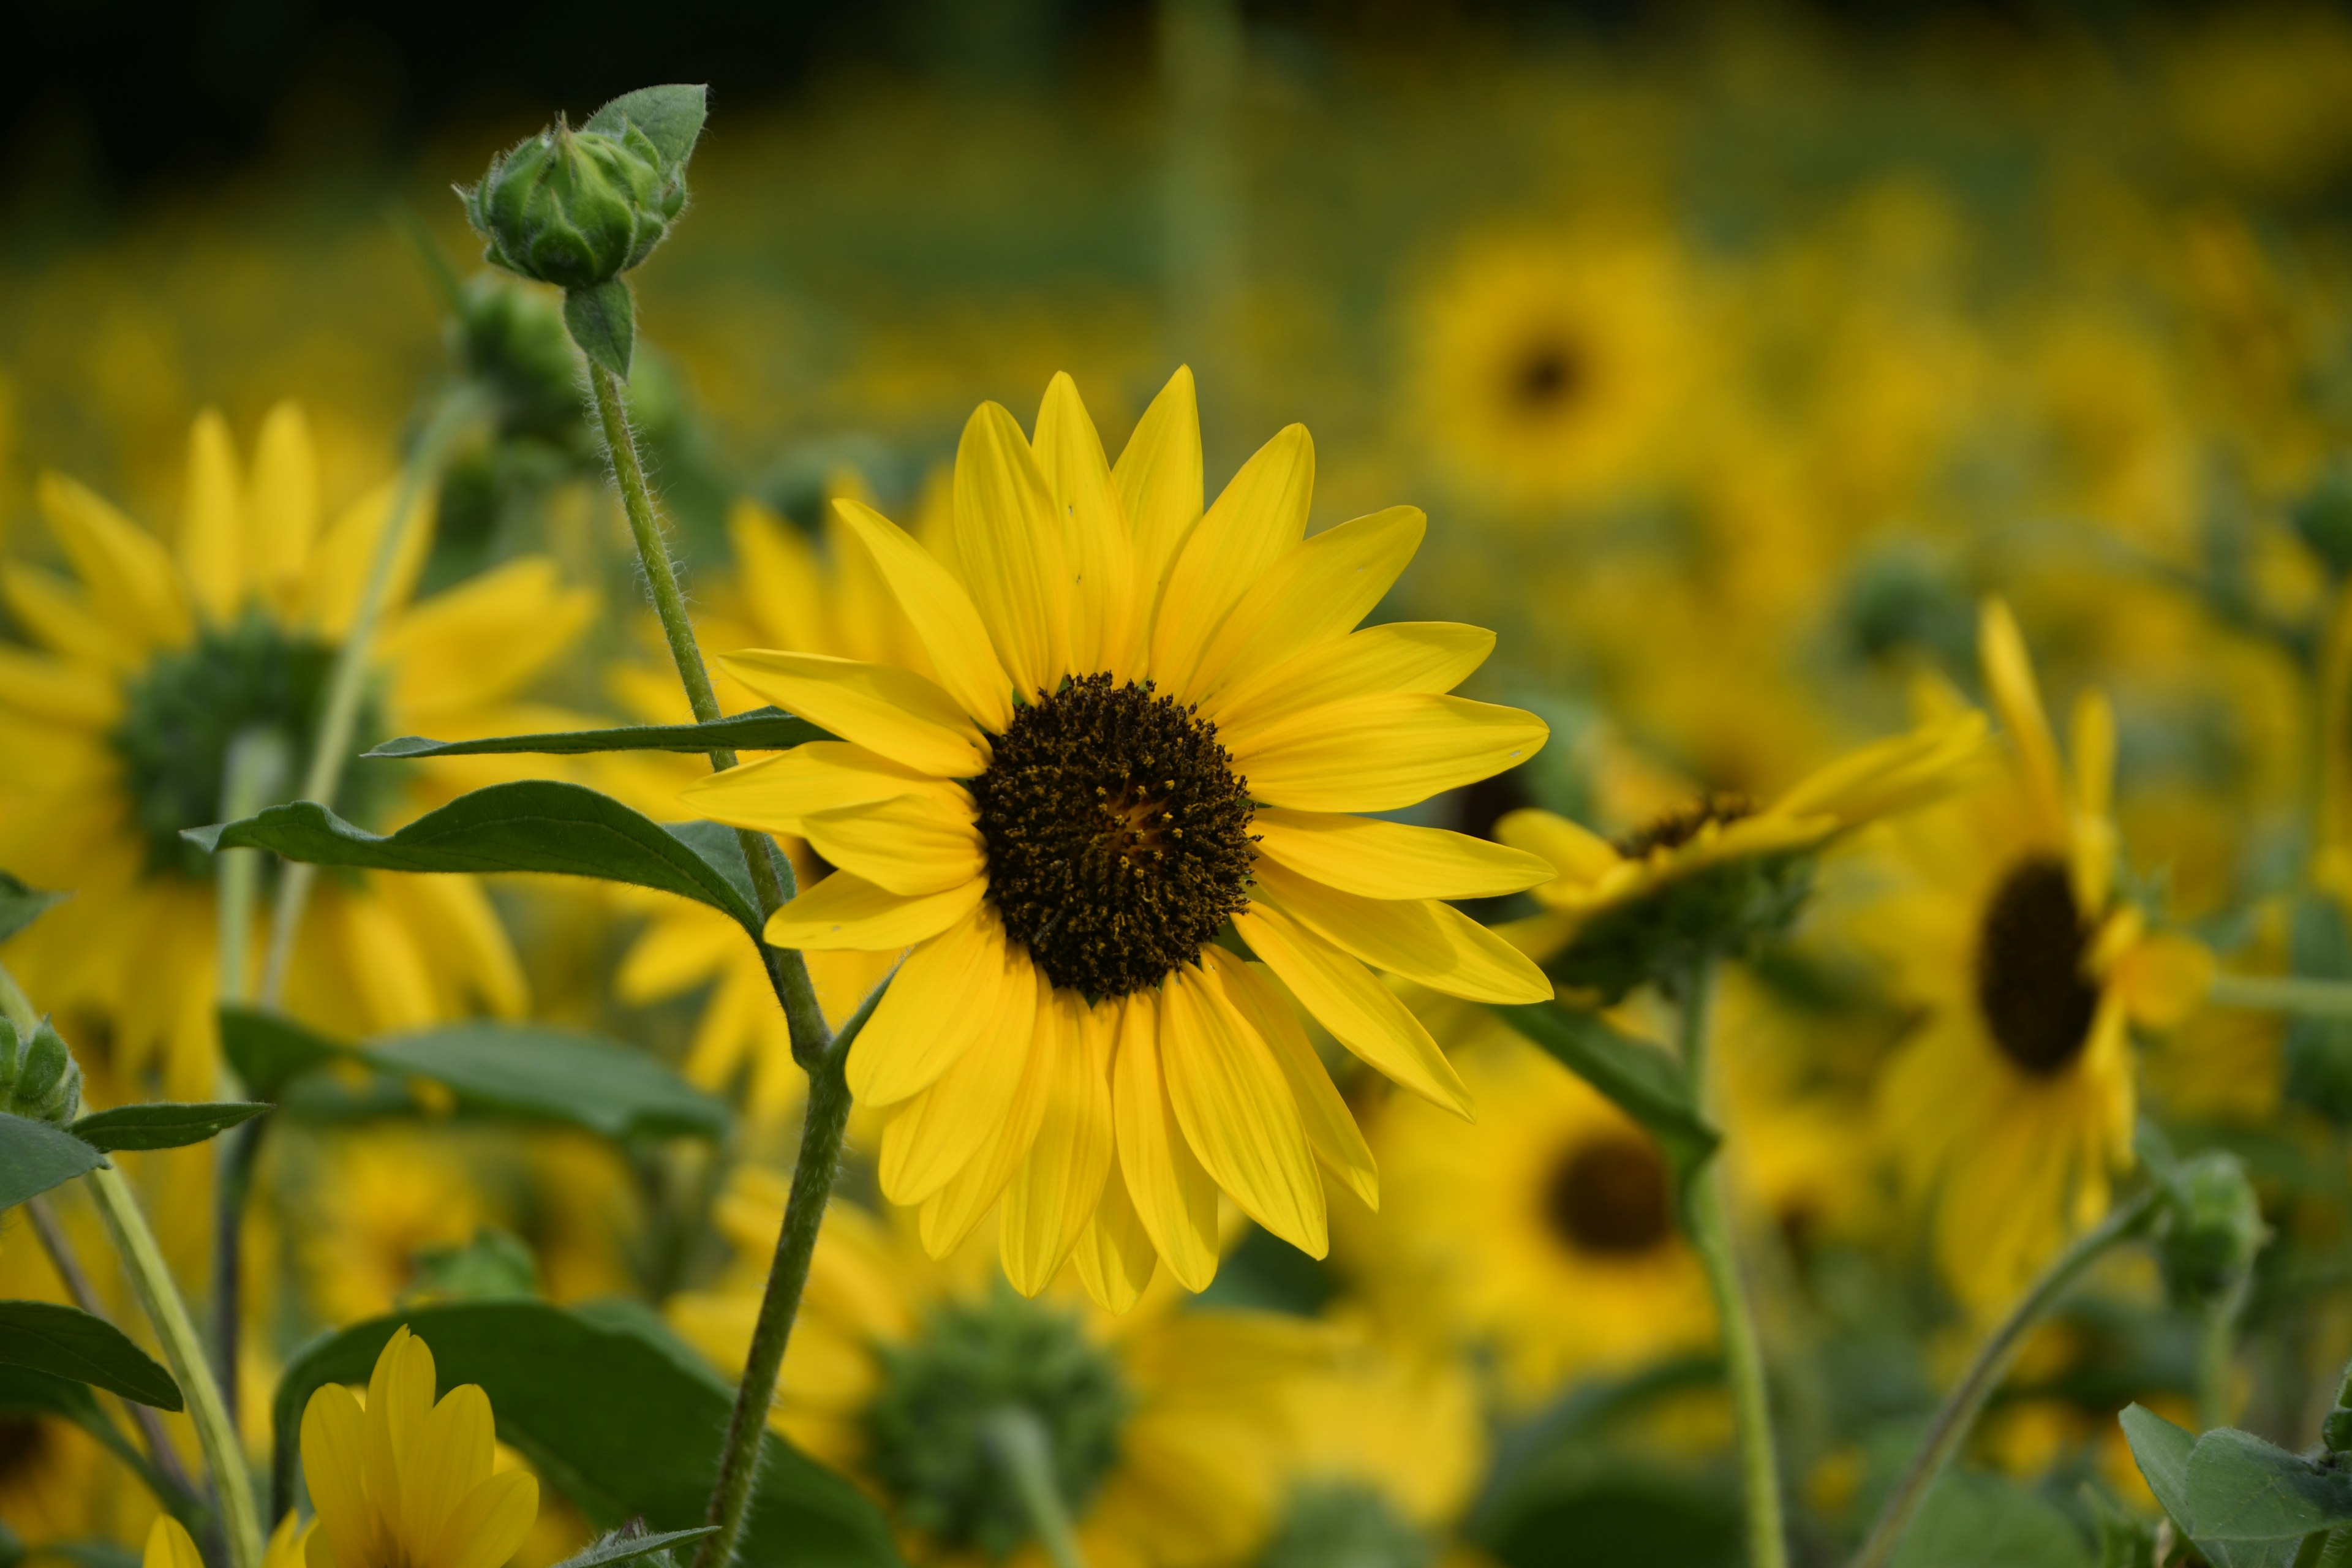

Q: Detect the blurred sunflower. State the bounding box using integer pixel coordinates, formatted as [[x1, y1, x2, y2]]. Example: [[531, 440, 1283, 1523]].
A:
[[293, 1128, 486, 1325], [1408, 226, 1700, 512], [1345, 1023, 1715, 1403], [0, 404, 592, 1101], [669, 1169, 1325, 1568], [599, 482, 949, 1121], [684, 368, 1554, 1297], [1872, 601, 2213, 1311]]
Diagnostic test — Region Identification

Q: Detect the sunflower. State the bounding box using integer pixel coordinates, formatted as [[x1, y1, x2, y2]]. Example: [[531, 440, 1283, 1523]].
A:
[[682, 369, 1555, 1297], [600, 481, 946, 1121], [669, 1167, 1325, 1568], [149, 1514, 312, 1568], [300, 1325, 538, 1568], [1343, 1020, 1715, 1403], [0, 404, 594, 1102], [1872, 600, 2212, 1311]]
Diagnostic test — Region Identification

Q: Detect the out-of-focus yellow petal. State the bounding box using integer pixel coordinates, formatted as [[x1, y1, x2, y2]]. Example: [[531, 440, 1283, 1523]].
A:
[[832, 497, 1015, 732], [955, 401, 1071, 698], [38, 471, 191, 650], [381, 558, 592, 724], [145, 1517, 206, 1568], [248, 401, 318, 617], [1111, 990, 1222, 1291], [764, 871, 985, 952], [2115, 932, 2215, 1030], [1251, 808, 1554, 900], [1237, 695, 1547, 814], [1151, 423, 1313, 699], [1980, 598, 2065, 844], [302, 477, 435, 639], [1161, 965, 1327, 1256], [1493, 809, 1624, 894], [720, 650, 987, 778]]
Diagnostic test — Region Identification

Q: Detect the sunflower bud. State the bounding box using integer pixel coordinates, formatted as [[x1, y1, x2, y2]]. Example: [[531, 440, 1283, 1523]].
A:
[[464, 119, 680, 292], [0, 1016, 83, 1125], [2157, 1150, 2264, 1308]]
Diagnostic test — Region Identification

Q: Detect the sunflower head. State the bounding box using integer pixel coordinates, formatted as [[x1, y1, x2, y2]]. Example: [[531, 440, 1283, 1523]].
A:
[[1254, 1482, 1438, 1568], [863, 1287, 1132, 1558]]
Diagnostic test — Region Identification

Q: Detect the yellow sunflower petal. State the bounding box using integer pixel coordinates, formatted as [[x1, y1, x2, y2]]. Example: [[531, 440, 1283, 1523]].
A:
[[1210, 622, 1494, 739], [299, 1383, 372, 1568], [848, 910, 1013, 1105], [146, 1517, 205, 1568], [1253, 860, 1550, 1003], [400, 1383, 495, 1553], [0, 646, 119, 726], [832, 497, 1015, 732], [1239, 695, 1547, 814], [720, 650, 987, 778], [38, 471, 192, 650], [1233, 902, 1473, 1117], [2070, 690, 2117, 911], [798, 793, 986, 897], [956, 401, 1071, 697], [1000, 989, 1118, 1295], [1071, 1143, 1160, 1313], [1205, 950, 1378, 1211], [1189, 505, 1424, 701], [1035, 372, 1141, 681], [2114, 932, 2215, 1029], [381, 558, 594, 724], [1160, 965, 1327, 1256], [1111, 990, 1222, 1291], [680, 742, 959, 838], [766, 870, 984, 951], [729, 499, 832, 653], [919, 972, 1060, 1258], [432, 1471, 539, 1568], [1, 564, 132, 670], [249, 401, 318, 616], [303, 477, 434, 640], [880, 948, 1041, 1204], [1494, 808, 1623, 892], [182, 409, 244, 620], [1113, 365, 1205, 617], [1251, 807, 1553, 899], [1150, 423, 1314, 699], [1980, 598, 2066, 843]]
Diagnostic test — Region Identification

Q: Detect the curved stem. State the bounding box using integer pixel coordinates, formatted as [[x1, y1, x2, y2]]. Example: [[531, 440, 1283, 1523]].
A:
[[1849, 1185, 2162, 1568], [1675, 959, 1787, 1568], [986, 1406, 1091, 1568]]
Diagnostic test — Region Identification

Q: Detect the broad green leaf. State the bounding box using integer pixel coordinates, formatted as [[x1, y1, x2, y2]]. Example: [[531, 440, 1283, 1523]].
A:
[[0, 1112, 105, 1210], [1491, 1002, 1718, 1176], [565, 281, 635, 377], [70, 1101, 265, 1152], [186, 782, 762, 931], [271, 1301, 899, 1568], [356, 1025, 726, 1142], [364, 706, 828, 760], [1889, 1471, 2094, 1568], [584, 85, 708, 169], [0, 872, 64, 945], [552, 1525, 720, 1568], [218, 1006, 345, 1101], [2187, 1427, 2352, 1540], [2119, 1404, 2196, 1533], [0, 1301, 180, 1409]]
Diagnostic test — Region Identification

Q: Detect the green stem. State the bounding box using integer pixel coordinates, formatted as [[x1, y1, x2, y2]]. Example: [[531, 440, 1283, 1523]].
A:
[[2199, 1270, 2253, 1433], [2206, 973, 2352, 1019], [986, 1406, 1091, 1568], [1849, 1186, 2162, 1568], [1675, 959, 1787, 1568], [691, 984, 885, 1568]]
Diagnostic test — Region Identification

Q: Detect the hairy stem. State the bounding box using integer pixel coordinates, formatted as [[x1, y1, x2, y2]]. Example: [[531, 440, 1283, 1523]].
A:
[[1675, 959, 1788, 1568], [986, 1405, 1091, 1568], [1849, 1186, 2163, 1568]]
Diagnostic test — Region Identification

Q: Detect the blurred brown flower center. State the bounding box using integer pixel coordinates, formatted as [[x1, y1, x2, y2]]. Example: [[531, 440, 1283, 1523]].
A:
[[1544, 1132, 1673, 1257], [1974, 854, 2099, 1076]]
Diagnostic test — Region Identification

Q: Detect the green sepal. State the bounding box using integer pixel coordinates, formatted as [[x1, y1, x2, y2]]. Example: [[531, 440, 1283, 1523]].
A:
[[566, 280, 635, 377], [0, 1300, 181, 1410], [364, 706, 829, 760], [69, 1101, 266, 1152], [584, 85, 709, 172], [0, 871, 65, 945]]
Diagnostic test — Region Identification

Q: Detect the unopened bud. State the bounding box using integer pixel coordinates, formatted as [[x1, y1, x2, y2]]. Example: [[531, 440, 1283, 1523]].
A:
[[0, 1016, 83, 1125], [463, 118, 682, 292], [2159, 1151, 2264, 1307]]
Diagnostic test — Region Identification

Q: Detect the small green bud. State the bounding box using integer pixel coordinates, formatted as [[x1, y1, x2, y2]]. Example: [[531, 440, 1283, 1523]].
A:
[[463, 118, 682, 292], [1, 1016, 83, 1125], [452, 274, 587, 445], [2294, 462, 2352, 579], [2158, 1151, 2265, 1307]]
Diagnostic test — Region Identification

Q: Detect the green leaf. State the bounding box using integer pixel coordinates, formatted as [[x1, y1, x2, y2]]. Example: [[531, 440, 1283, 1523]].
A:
[[2119, 1404, 2196, 1532], [584, 85, 708, 170], [271, 1301, 899, 1568], [552, 1525, 720, 1568], [0, 1301, 181, 1410], [218, 1006, 346, 1101], [1491, 1002, 1719, 1175], [70, 1101, 266, 1152], [2186, 1427, 2352, 1540], [355, 1025, 726, 1142], [0, 1112, 105, 1210], [187, 782, 762, 932], [363, 707, 829, 760], [0, 872, 65, 945], [26, 1543, 141, 1568], [1890, 1471, 2094, 1568], [565, 281, 635, 377]]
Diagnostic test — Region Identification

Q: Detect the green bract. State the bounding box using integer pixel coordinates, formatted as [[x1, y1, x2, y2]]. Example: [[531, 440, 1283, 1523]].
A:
[[0, 1016, 83, 1125], [464, 120, 682, 292]]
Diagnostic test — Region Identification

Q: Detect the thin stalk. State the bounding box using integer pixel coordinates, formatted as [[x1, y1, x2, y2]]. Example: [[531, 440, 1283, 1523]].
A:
[[692, 986, 884, 1568], [2199, 1270, 2253, 1433], [985, 1406, 1091, 1568], [1849, 1185, 2162, 1568], [2207, 973, 2352, 1019], [1675, 959, 1787, 1568]]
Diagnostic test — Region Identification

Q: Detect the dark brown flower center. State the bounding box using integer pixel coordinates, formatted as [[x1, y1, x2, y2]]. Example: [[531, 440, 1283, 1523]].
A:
[[1613, 794, 1759, 859], [1544, 1132, 1673, 1257], [1974, 855, 2100, 1076], [0, 1417, 50, 1482], [1510, 337, 1587, 415], [970, 674, 1255, 998]]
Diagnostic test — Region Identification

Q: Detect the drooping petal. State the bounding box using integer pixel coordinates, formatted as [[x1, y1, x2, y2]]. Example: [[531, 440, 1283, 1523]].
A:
[[1250, 808, 1554, 900], [848, 909, 1013, 1104], [1110, 990, 1222, 1290], [1071, 1145, 1160, 1314], [1188, 506, 1423, 699], [832, 497, 1015, 731], [1204, 949, 1377, 1210], [765, 871, 986, 951], [1150, 423, 1314, 700], [1208, 622, 1494, 737], [919, 967, 1063, 1258], [2069, 690, 2118, 913], [1238, 695, 1547, 813], [877, 948, 1039, 1203], [38, 472, 191, 652], [720, 650, 989, 778], [955, 401, 1071, 697], [1253, 860, 1551, 1003], [432, 1471, 539, 1568], [1000, 990, 1118, 1294], [1234, 902, 1473, 1117], [682, 742, 962, 838], [1494, 809, 1624, 894], [248, 401, 319, 616], [182, 409, 244, 620], [1159, 965, 1327, 1256], [1034, 372, 1140, 680], [798, 794, 986, 897], [1112, 366, 1204, 622]]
